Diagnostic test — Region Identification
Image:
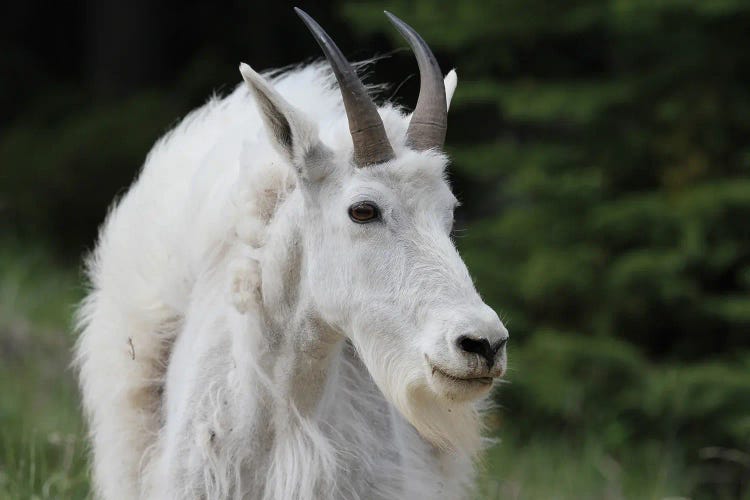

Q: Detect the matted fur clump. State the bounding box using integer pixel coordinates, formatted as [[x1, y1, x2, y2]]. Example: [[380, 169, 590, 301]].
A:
[[76, 10, 508, 500]]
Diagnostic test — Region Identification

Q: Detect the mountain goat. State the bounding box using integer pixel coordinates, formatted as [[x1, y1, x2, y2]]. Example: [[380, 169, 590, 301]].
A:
[[75, 9, 509, 499]]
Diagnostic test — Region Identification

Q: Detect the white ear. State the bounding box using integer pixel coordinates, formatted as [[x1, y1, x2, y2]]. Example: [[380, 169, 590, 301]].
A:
[[240, 63, 320, 167], [444, 69, 457, 111]]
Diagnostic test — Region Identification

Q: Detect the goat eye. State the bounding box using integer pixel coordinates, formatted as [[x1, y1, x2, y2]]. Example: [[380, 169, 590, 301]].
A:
[[348, 202, 379, 223]]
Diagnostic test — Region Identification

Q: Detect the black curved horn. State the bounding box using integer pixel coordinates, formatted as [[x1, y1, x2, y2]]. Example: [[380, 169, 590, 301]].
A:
[[385, 11, 447, 151], [295, 8, 395, 167]]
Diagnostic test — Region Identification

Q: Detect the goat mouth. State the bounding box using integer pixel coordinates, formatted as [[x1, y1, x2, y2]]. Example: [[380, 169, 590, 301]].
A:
[[429, 364, 493, 386]]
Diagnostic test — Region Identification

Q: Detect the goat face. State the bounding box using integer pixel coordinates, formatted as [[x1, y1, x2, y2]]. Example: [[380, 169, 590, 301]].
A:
[[299, 150, 508, 405]]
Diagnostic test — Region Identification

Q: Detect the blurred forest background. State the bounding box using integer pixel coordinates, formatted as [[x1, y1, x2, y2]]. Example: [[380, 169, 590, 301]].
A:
[[1, 0, 750, 498]]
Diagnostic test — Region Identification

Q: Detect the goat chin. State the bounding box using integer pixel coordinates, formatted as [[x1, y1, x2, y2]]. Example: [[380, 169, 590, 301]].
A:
[[353, 337, 484, 460]]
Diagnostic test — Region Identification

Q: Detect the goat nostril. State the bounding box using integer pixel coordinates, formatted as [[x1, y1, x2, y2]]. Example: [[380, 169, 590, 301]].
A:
[[457, 335, 492, 358]]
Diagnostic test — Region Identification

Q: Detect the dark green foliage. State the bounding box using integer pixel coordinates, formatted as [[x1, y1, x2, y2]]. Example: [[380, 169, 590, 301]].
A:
[[0, 92, 184, 252], [500, 331, 750, 446]]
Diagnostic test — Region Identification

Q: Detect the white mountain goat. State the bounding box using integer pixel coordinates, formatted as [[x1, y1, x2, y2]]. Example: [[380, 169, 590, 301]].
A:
[[75, 9, 509, 499]]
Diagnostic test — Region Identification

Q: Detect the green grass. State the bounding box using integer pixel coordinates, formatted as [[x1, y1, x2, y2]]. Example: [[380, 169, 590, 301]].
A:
[[0, 243, 743, 499], [0, 243, 89, 499], [478, 435, 693, 500]]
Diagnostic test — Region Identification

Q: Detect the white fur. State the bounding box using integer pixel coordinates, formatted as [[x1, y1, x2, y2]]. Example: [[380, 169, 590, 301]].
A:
[[75, 61, 508, 500]]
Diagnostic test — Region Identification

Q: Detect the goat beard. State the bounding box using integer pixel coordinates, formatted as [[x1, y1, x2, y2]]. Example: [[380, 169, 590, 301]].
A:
[[352, 335, 483, 460]]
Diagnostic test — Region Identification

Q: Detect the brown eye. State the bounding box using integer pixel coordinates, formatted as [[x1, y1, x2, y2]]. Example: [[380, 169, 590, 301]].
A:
[[348, 202, 380, 223]]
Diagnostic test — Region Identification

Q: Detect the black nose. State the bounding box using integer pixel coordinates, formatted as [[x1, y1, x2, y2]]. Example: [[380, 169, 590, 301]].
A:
[[456, 335, 507, 367]]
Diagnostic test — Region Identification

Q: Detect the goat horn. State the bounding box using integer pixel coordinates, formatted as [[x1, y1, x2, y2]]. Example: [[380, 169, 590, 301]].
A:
[[385, 11, 447, 151], [295, 8, 395, 167]]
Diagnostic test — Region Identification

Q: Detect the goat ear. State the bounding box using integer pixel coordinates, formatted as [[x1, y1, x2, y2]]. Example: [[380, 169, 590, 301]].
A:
[[444, 69, 457, 111], [240, 63, 323, 172]]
